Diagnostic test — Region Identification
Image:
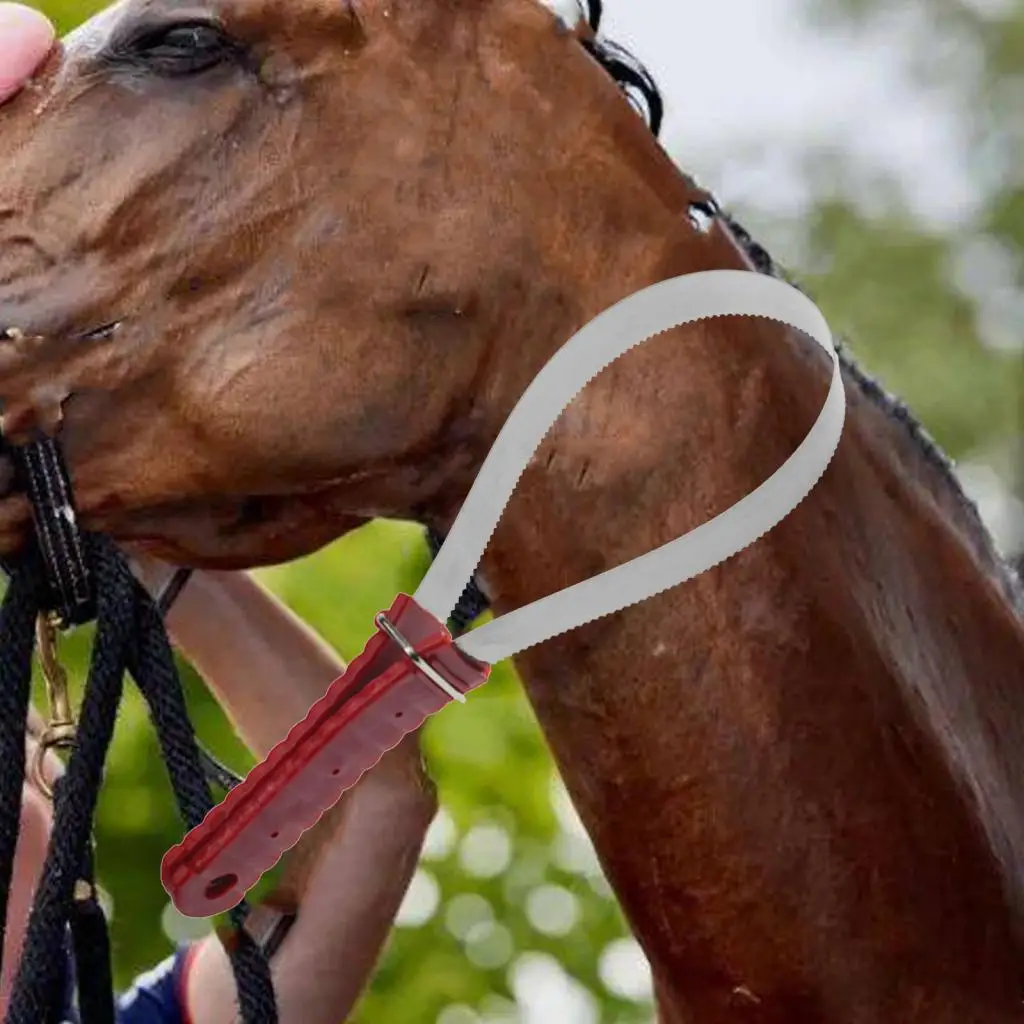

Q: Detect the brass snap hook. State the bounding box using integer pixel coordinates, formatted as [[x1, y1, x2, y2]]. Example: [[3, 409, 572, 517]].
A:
[[30, 612, 76, 800]]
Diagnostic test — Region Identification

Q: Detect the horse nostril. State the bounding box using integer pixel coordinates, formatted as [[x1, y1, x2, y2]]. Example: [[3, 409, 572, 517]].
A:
[[0, 320, 122, 347], [74, 320, 122, 343], [236, 497, 268, 529]]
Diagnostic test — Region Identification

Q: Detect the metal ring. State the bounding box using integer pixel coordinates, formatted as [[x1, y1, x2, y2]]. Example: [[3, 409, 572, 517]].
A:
[[374, 613, 467, 704], [29, 728, 73, 801]]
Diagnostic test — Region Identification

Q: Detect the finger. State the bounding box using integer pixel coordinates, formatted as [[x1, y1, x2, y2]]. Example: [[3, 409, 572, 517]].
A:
[[0, 4, 56, 104]]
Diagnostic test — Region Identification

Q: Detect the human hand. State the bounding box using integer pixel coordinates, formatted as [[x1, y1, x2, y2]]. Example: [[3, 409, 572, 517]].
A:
[[0, 3, 55, 104]]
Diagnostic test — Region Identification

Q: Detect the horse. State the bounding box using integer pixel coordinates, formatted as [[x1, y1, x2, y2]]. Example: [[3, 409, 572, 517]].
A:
[[2, 0, 1024, 1019]]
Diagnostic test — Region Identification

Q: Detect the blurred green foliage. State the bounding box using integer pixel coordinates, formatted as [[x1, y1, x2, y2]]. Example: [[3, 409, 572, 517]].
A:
[[10, 0, 1024, 1021]]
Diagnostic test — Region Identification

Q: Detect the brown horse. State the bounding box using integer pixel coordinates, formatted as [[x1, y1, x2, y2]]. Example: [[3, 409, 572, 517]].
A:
[[2, 0, 1024, 1019]]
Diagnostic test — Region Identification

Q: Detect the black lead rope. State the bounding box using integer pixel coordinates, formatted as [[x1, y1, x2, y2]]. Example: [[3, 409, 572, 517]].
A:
[[0, 424, 278, 1024], [69, 842, 116, 1024], [0, 425, 276, 1022], [0, 565, 40, 1016], [0, 535, 277, 1024], [154, 569, 250, 796], [3, 538, 129, 1024]]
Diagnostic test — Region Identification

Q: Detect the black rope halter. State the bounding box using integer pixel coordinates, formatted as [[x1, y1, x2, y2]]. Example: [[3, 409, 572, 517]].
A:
[[0, 431, 278, 1024]]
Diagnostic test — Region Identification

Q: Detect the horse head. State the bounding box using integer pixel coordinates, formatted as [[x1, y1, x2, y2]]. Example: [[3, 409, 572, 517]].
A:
[[0, 0, 682, 567]]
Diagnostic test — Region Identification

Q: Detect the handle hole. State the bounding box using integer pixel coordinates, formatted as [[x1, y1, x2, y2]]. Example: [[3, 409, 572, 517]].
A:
[[395, 711, 403, 718], [270, 831, 279, 839], [331, 768, 340, 776], [204, 873, 238, 901]]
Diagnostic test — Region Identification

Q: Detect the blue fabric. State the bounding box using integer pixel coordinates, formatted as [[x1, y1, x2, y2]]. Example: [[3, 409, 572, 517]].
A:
[[59, 942, 192, 1024], [115, 945, 191, 1023]]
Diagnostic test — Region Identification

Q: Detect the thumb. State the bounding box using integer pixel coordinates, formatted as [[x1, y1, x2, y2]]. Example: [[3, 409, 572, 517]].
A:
[[0, 4, 55, 105]]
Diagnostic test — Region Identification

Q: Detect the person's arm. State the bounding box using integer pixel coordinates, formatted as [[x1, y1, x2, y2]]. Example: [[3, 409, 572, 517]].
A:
[[135, 564, 436, 1024]]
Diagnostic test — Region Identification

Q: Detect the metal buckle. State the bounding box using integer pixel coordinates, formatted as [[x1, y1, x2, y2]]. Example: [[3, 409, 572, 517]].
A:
[[374, 612, 467, 704]]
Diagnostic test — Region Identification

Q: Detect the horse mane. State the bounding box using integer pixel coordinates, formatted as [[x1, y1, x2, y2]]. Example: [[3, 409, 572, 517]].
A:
[[549, 0, 1023, 611]]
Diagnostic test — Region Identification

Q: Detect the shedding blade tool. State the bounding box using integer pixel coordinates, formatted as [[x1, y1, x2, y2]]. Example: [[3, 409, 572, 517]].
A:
[[162, 270, 846, 916], [163, 594, 489, 916]]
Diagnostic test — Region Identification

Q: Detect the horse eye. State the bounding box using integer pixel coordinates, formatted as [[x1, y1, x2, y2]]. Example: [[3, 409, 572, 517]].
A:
[[125, 22, 239, 76]]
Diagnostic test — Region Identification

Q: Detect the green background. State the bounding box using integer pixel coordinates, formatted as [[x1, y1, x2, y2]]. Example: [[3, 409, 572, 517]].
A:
[[12, 0, 1024, 1020]]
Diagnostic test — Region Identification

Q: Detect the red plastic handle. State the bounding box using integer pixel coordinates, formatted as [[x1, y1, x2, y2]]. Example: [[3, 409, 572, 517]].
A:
[[161, 594, 491, 917]]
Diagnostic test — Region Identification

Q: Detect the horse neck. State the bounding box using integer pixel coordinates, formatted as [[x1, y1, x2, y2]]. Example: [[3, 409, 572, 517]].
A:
[[472, 155, 1024, 1010]]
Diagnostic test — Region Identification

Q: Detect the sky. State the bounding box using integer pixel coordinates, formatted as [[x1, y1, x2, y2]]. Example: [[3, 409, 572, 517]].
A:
[[596, 0, 986, 228]]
